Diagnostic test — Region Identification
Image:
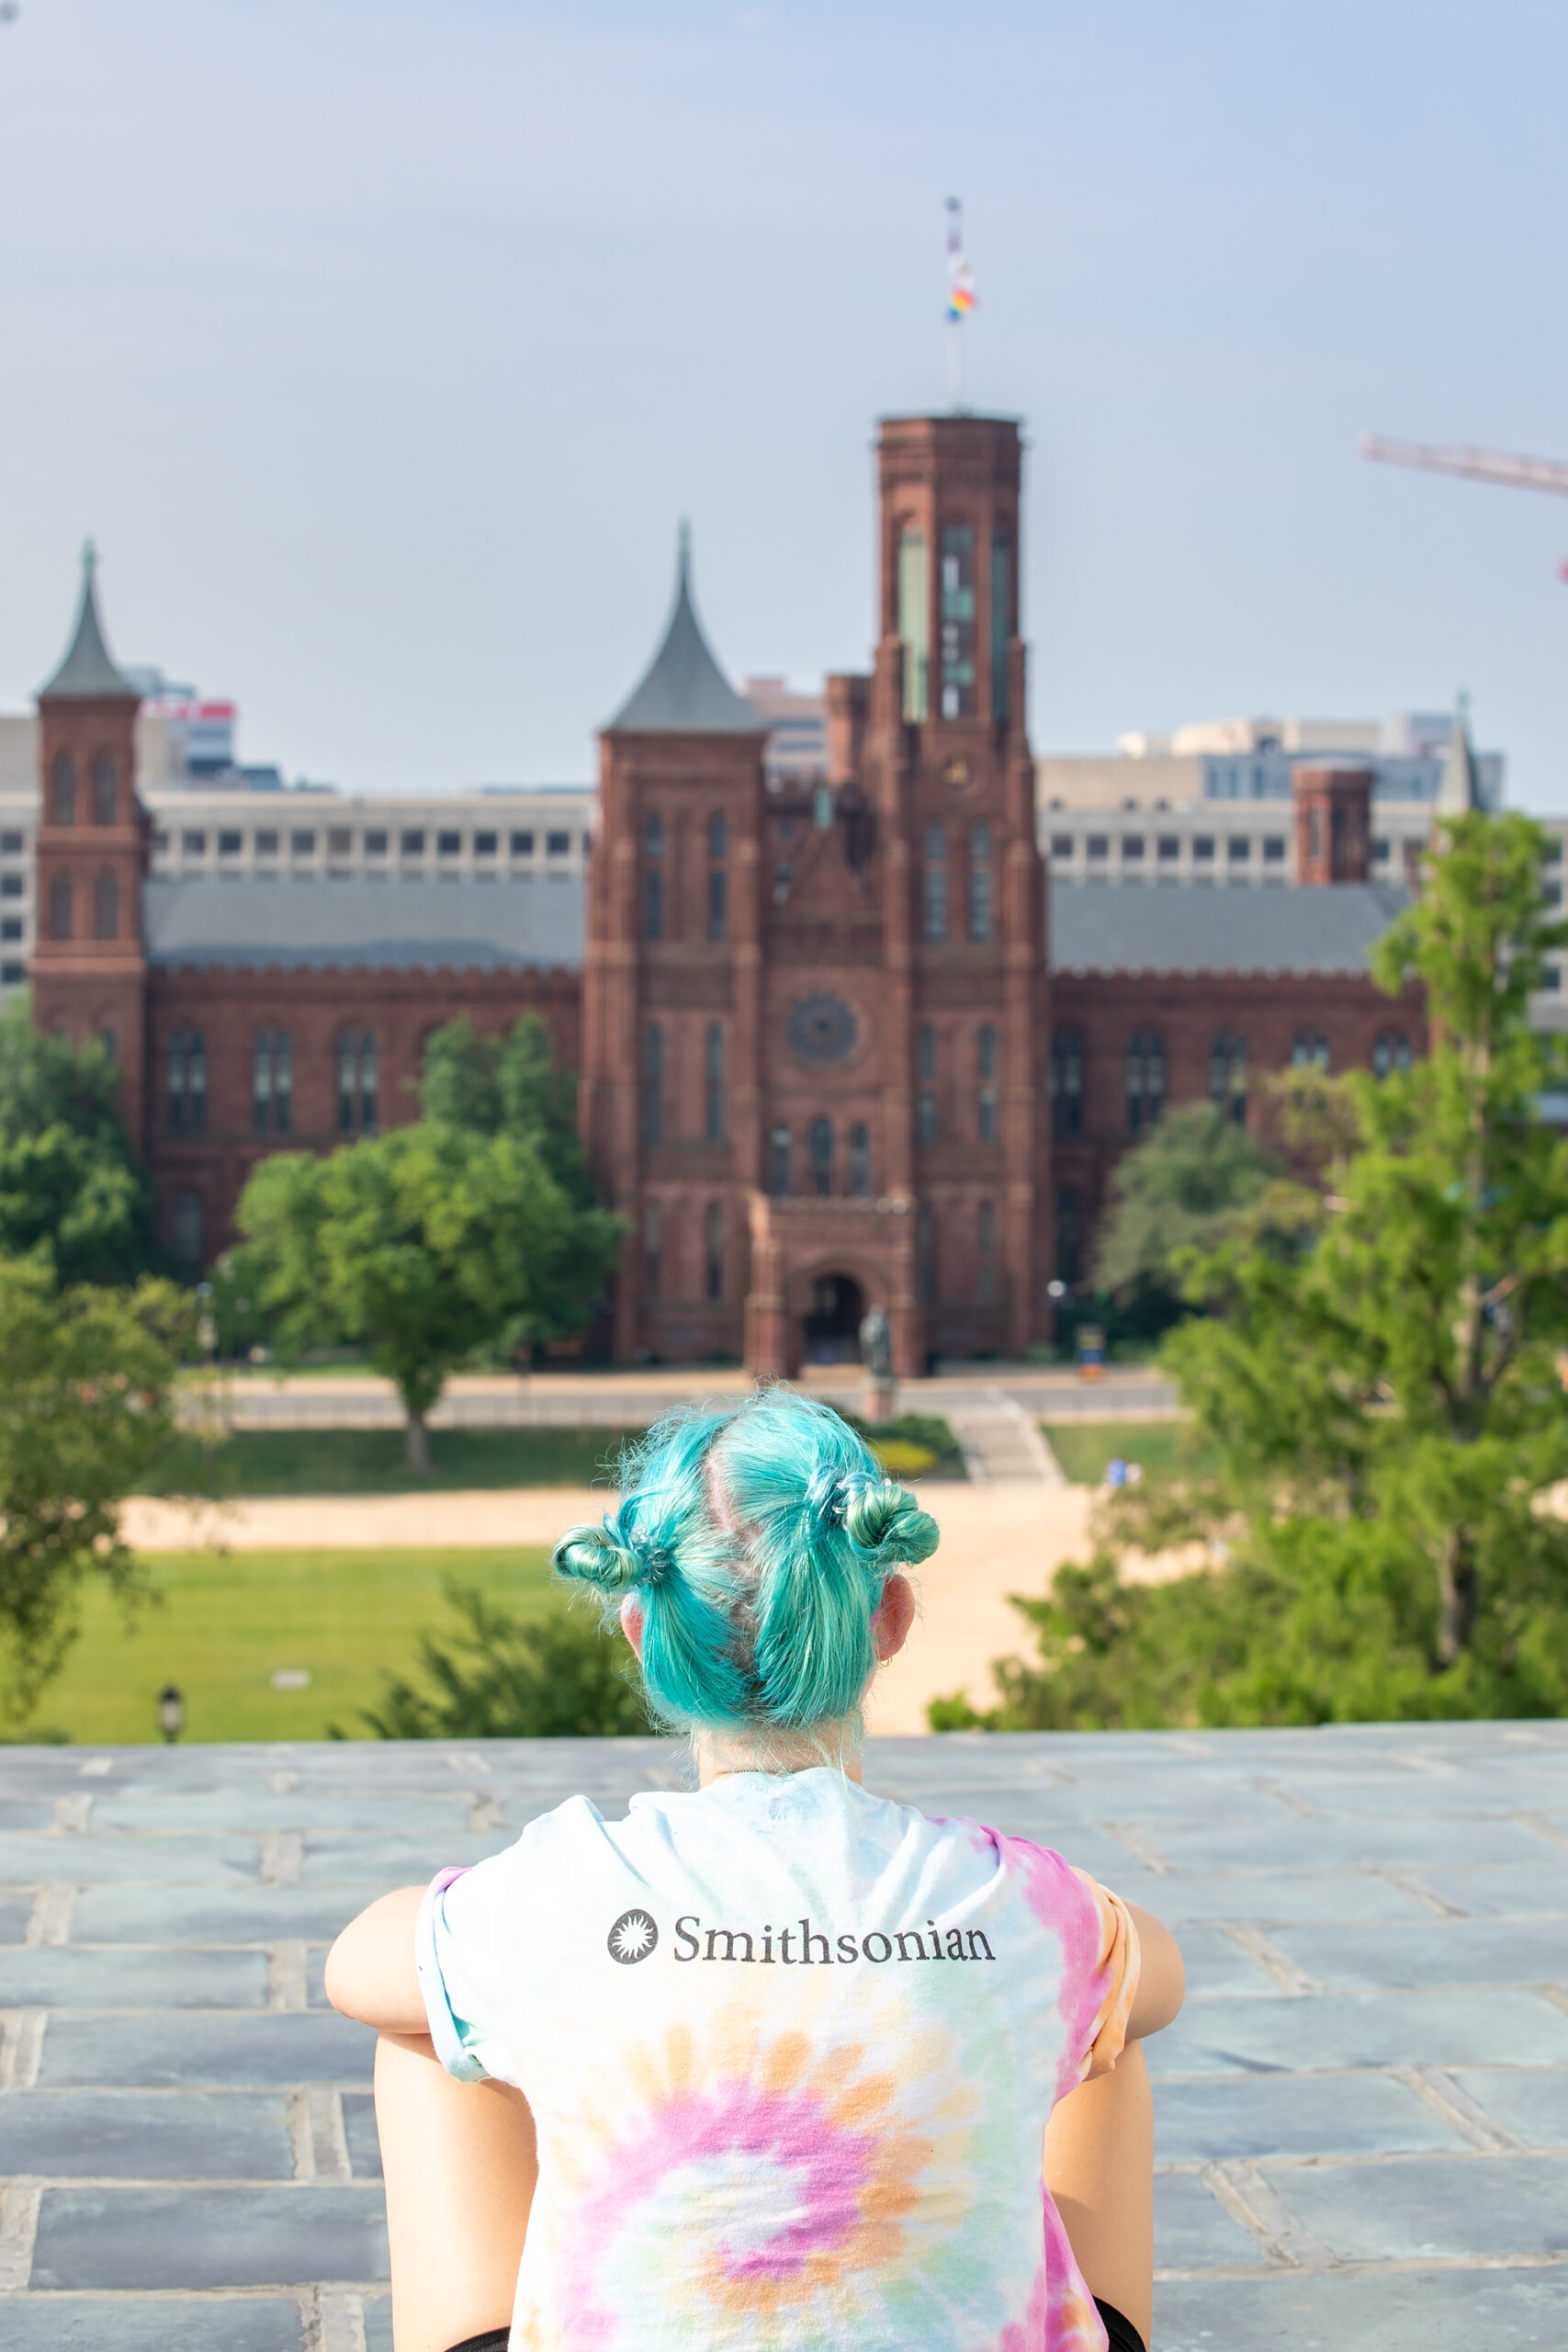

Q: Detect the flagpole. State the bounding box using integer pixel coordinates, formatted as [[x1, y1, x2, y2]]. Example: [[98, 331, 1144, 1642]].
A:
[[944, 196, 969, 413], [948, 312, 962, 413]]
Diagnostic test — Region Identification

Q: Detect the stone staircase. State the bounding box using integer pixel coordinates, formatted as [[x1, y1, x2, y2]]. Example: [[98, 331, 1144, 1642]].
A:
[[943, 1385, 1065, 1485]]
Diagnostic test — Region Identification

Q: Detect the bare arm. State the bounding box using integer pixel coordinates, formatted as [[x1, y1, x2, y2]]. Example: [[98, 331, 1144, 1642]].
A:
[[324, 1884, 426, 2035], [1124, 1902, 1184, 2041]]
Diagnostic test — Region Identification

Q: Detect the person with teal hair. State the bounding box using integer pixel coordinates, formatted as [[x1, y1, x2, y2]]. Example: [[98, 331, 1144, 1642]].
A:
[[328, 1385, 1184, 2352]]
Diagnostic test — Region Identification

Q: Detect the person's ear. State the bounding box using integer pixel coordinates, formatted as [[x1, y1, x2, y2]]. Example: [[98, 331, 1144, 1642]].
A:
[[871, 1571, 916, 1665], [620, 1594, 645, 1661]]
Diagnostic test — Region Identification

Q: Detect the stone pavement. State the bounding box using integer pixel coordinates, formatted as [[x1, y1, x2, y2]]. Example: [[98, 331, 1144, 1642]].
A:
[[2, 1723, 1565, 2350]]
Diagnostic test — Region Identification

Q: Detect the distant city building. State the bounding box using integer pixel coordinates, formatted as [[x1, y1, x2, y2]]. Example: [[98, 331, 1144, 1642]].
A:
[[119, 669, 238, 780], [742, 676, 829, 784]]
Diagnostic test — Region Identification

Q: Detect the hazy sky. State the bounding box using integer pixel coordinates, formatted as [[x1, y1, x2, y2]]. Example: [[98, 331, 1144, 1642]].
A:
[[3, 1, 1565, 802]]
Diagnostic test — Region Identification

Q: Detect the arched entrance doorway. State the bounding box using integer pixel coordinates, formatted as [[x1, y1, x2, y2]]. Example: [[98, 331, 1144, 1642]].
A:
[[802, 1272, 865, 1366]]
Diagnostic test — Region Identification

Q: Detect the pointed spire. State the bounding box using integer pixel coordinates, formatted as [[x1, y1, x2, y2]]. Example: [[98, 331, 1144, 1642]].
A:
[[39, 539, 137, 701], [605, 526, 766, 734], [1435, 691, 1483, 817]]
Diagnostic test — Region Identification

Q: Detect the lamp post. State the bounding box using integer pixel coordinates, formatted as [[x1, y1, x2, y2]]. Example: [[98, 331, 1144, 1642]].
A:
[[157, 1685, 185, 1744]]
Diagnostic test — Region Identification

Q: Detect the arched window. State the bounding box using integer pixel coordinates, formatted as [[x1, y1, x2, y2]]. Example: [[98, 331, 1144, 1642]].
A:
[[168, 1028, 208, 1135], [917, 1202, 936, 1305], [49, 875, 73, 942], [977, 1199, 998, 1304], [644, 810, 664, 942], [643, 1201, 662, 1303], [923, 820, 947, 943], [51, 751, 77, 827], [940, 523, 976, 719], [1373, 1029, 1412, 1079], [977, 1021, 998, 1142], [898, 525, 930, 722], [917, 1022, 938, 1146], [705, 1023, 725, 1142], [1292, 1032, 1330, 1069], [809, 1116, 833, 1196], [704, 1202, 723, 1301], [707, 811, 728, 944], [1051, 1030, 1084, 1137], [254, 1030, 293, 1134], [170, 1188, 204, 1271], [850, 1122, 870, 1197], [770, 1123, 791, 1197], [338, 1029, 378, 1135], [968, 820, 993, 943], [644, 1024, 663, 1145], [1127, 1031, 1166, 1135], [92, 753, 117, 827], [93, 872, 118, 942], [1211, 1032, 1247, 1125]]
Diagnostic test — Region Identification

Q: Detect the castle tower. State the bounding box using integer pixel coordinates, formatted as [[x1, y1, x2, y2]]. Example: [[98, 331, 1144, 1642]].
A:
[[581, 533, 769, 1363], [1293, 763, 1374, 885], [855, 413, 1049, 1368], [29, 547, 150, 1148]]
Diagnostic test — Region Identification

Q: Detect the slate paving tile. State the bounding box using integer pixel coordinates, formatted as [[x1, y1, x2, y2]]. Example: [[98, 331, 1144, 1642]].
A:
[[1156, 2266, 1568, 2351], [1153, 2070, 1467, 2162], [1269, 1916, 1568, 1990], [40, 2009, 377, 2089], [71, 1883, 395, 1945], [343, 2091, 384, 2178], [1152, 2171, 1266, 2267], [0, 1891, 34, 1940], [297, 1833, 507, 1883], [0, 2294, 308, 2350], [0, 1799, 61, 1829], [1449, 2067, 1568, 2148], [1126, 1869, 1435, 1927], [96, 1792, 481, 1833], [0, 1946, 269, 2008], [363, 2292, 394, 2352], [1145, 1987, 1568, 2077], [0, 2089, 297, 2178], [1159, 1928, 1280, 2000], [1134, 1814, 1560, 1871], [1276, 2151, 1568, 2261], [29, 2183, 389, 2290], [0, 1833, 262, 1884], [1415, 1860, 1568, 1918]]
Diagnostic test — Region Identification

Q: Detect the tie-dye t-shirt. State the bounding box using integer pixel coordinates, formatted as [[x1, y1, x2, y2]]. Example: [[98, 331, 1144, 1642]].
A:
[[416, 1765, 1139, 2352]]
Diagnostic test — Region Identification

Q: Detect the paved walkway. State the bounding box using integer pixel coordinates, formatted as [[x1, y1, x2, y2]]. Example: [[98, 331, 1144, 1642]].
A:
[[1, 1725, 1563, 2349]]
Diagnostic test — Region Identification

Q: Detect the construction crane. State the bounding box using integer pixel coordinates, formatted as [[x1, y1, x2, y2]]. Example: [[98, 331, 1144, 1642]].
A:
[[1363, 434, 1568, 578]]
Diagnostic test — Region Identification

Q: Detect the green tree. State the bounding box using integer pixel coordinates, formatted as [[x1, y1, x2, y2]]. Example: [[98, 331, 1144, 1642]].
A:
[[0, 995, 159, 1285], [235, 1117, 620, 1471], [0, 1256, 189, 1717], [418, 1014, 590, 1195], [1092, 1102, 1277, 1302], [357, 1580, 649, 1738], [944, 812, 1568, 1731]]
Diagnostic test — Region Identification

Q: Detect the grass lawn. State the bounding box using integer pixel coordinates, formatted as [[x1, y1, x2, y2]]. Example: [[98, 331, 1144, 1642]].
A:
[[33, 1547, 571, 1746], [1042, 1419, 1216, 1486], [148, 1426, 636, 1498]]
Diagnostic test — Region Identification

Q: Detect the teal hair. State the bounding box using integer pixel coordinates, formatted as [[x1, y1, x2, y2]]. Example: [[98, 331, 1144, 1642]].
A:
[[552, 1387, 939, 1736]]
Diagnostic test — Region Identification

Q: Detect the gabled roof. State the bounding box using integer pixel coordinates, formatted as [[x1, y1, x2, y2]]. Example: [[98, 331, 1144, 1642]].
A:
[[39, 542, 137, 701], [1435, 695, 1483, 817], [144, 877, 585, 972], [1048, 877, 1411, 976], [605, 526, 767, 735]]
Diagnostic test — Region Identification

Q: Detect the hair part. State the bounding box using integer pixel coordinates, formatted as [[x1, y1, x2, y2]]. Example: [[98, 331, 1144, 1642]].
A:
[[552, 1386, 938, 1741]]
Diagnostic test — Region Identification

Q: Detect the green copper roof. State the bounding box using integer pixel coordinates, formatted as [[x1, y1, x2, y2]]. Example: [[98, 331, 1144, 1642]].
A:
[[1435, 695, 1483, 816], [39, 542, 136, 700], [605, 526, 765, 735]]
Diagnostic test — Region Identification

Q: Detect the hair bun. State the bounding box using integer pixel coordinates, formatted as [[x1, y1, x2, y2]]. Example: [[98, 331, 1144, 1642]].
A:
[[842, 1477, 940, 1567], [552, 1520, 642, 1592]]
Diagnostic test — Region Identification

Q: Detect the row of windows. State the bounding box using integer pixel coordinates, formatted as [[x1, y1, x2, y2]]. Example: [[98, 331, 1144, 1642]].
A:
[[897, 522, 1013, 725], [643, 1199, 728, 1304], [1051, 1027, 1415, 1136], [165, 1028, 379, 1136], [48, 751, 119, 829], [642, 1022, 1005, 1157], [155, 826, 583, 860], [1, 830, 26, 855], [1049, 832, 1289, 865]]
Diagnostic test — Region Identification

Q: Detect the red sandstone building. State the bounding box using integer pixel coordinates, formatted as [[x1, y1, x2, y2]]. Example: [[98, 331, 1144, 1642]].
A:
[[29, 411, 1431, 1374]]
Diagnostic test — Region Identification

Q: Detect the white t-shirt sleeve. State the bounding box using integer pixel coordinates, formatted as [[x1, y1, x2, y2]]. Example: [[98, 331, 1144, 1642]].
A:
[[415, 1861, 523, 2086]]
